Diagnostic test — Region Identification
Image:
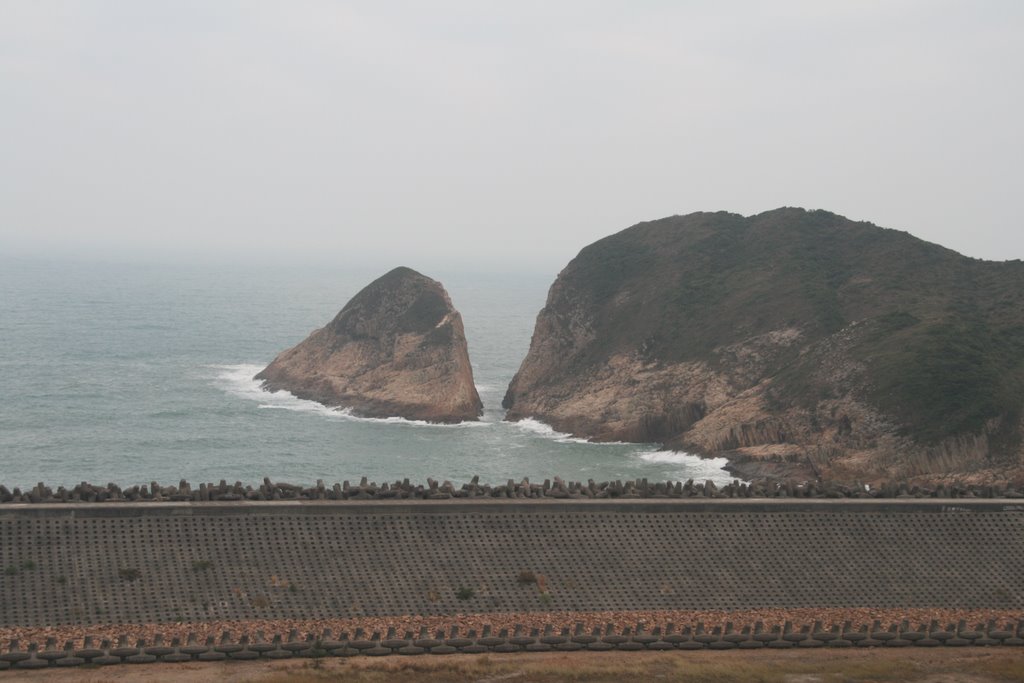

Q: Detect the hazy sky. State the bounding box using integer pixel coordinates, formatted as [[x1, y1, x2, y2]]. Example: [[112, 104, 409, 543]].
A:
[[2, 1, 1022, 271]]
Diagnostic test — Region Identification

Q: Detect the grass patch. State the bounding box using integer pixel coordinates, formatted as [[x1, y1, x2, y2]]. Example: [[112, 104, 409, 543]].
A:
[[250, 594, 271, 609], [455, 586, 475, 601], [118, 567, 141, 582], [192, 559, 212, 571], [517, 570, 537, 584]]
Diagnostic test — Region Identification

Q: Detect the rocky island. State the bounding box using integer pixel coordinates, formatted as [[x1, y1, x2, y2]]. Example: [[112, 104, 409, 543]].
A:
[[257, 267, 482, 423], [504, 208, 1024, 484]]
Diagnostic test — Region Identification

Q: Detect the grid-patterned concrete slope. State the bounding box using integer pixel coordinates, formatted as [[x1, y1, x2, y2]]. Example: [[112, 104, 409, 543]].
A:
[[1, 500, 1022, 627]]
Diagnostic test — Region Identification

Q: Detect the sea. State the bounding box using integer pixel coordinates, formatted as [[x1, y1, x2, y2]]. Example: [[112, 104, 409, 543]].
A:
[[0, 258, 735, 489]]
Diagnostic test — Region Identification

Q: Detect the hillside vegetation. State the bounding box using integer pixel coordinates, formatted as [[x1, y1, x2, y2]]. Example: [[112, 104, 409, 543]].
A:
[[504, 208, 1024, 482]]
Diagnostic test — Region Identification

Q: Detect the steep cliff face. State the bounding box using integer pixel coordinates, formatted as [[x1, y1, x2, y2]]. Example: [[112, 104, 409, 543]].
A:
[[257, 267, 482, 423], [504, 208, 1024, 483]]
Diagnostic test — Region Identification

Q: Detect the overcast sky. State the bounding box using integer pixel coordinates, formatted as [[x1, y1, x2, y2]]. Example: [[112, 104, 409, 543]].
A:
[[1, 1, 1021, 271]]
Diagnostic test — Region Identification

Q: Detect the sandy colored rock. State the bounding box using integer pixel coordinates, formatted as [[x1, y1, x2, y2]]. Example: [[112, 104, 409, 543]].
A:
[[257, 267, 482, 423]]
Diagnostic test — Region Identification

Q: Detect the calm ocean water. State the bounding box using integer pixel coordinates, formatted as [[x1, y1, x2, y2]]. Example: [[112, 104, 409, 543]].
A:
[[0, 258, 733, 489]]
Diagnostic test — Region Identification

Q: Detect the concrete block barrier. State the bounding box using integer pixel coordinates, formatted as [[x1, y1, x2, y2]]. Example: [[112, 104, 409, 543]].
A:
[[0, 616, 979, 664], [1, 496, 1022, 670]]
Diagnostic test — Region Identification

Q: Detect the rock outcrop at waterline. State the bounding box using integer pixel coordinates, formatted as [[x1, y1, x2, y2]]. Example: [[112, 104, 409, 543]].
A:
[[257, 267, 482, 423], [503, 208, 1024, 483]]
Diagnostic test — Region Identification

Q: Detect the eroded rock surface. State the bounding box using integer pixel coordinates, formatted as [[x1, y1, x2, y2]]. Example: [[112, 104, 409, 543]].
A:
[[257, 267, 482, 423], [504, 208, 1024, 483]]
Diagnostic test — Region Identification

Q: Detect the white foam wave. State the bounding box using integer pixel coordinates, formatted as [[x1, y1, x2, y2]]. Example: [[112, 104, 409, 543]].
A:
[[511, 417, 586, 443], [208, 364, 490, 429], [510, 418, 626, 445], [635, 450, 739, 483]]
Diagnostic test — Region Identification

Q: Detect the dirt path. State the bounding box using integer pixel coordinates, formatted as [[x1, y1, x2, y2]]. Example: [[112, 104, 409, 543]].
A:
[[3, 648, 1023, 683]]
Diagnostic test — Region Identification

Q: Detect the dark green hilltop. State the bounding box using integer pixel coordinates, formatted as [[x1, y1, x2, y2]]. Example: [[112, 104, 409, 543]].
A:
[[504, 208, 1024, 484]]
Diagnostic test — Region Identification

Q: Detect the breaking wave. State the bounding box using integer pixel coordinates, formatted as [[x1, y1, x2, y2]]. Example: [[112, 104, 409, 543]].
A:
[[208, 364, 489, 429], [510, 418, 626, 445], [635, 450, 737, 482]]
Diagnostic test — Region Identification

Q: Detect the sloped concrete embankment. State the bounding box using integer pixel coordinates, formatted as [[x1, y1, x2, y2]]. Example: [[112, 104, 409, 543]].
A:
[[0, 499, 1022, 668]]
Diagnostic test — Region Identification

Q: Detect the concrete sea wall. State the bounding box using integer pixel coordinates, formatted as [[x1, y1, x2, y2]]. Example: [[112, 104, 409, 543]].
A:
[[1, 498, 1023, 669], [2, 499, 1022, 628]]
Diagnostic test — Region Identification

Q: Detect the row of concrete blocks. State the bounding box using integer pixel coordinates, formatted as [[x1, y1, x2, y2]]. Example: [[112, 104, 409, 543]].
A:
[[3, 475, 1023, 504], [3, 619, 1024, 669]]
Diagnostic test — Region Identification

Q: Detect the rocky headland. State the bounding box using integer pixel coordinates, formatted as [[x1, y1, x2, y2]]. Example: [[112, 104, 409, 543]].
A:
[[503, 208, 1024, 484], [257, 267, 482, 423]]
